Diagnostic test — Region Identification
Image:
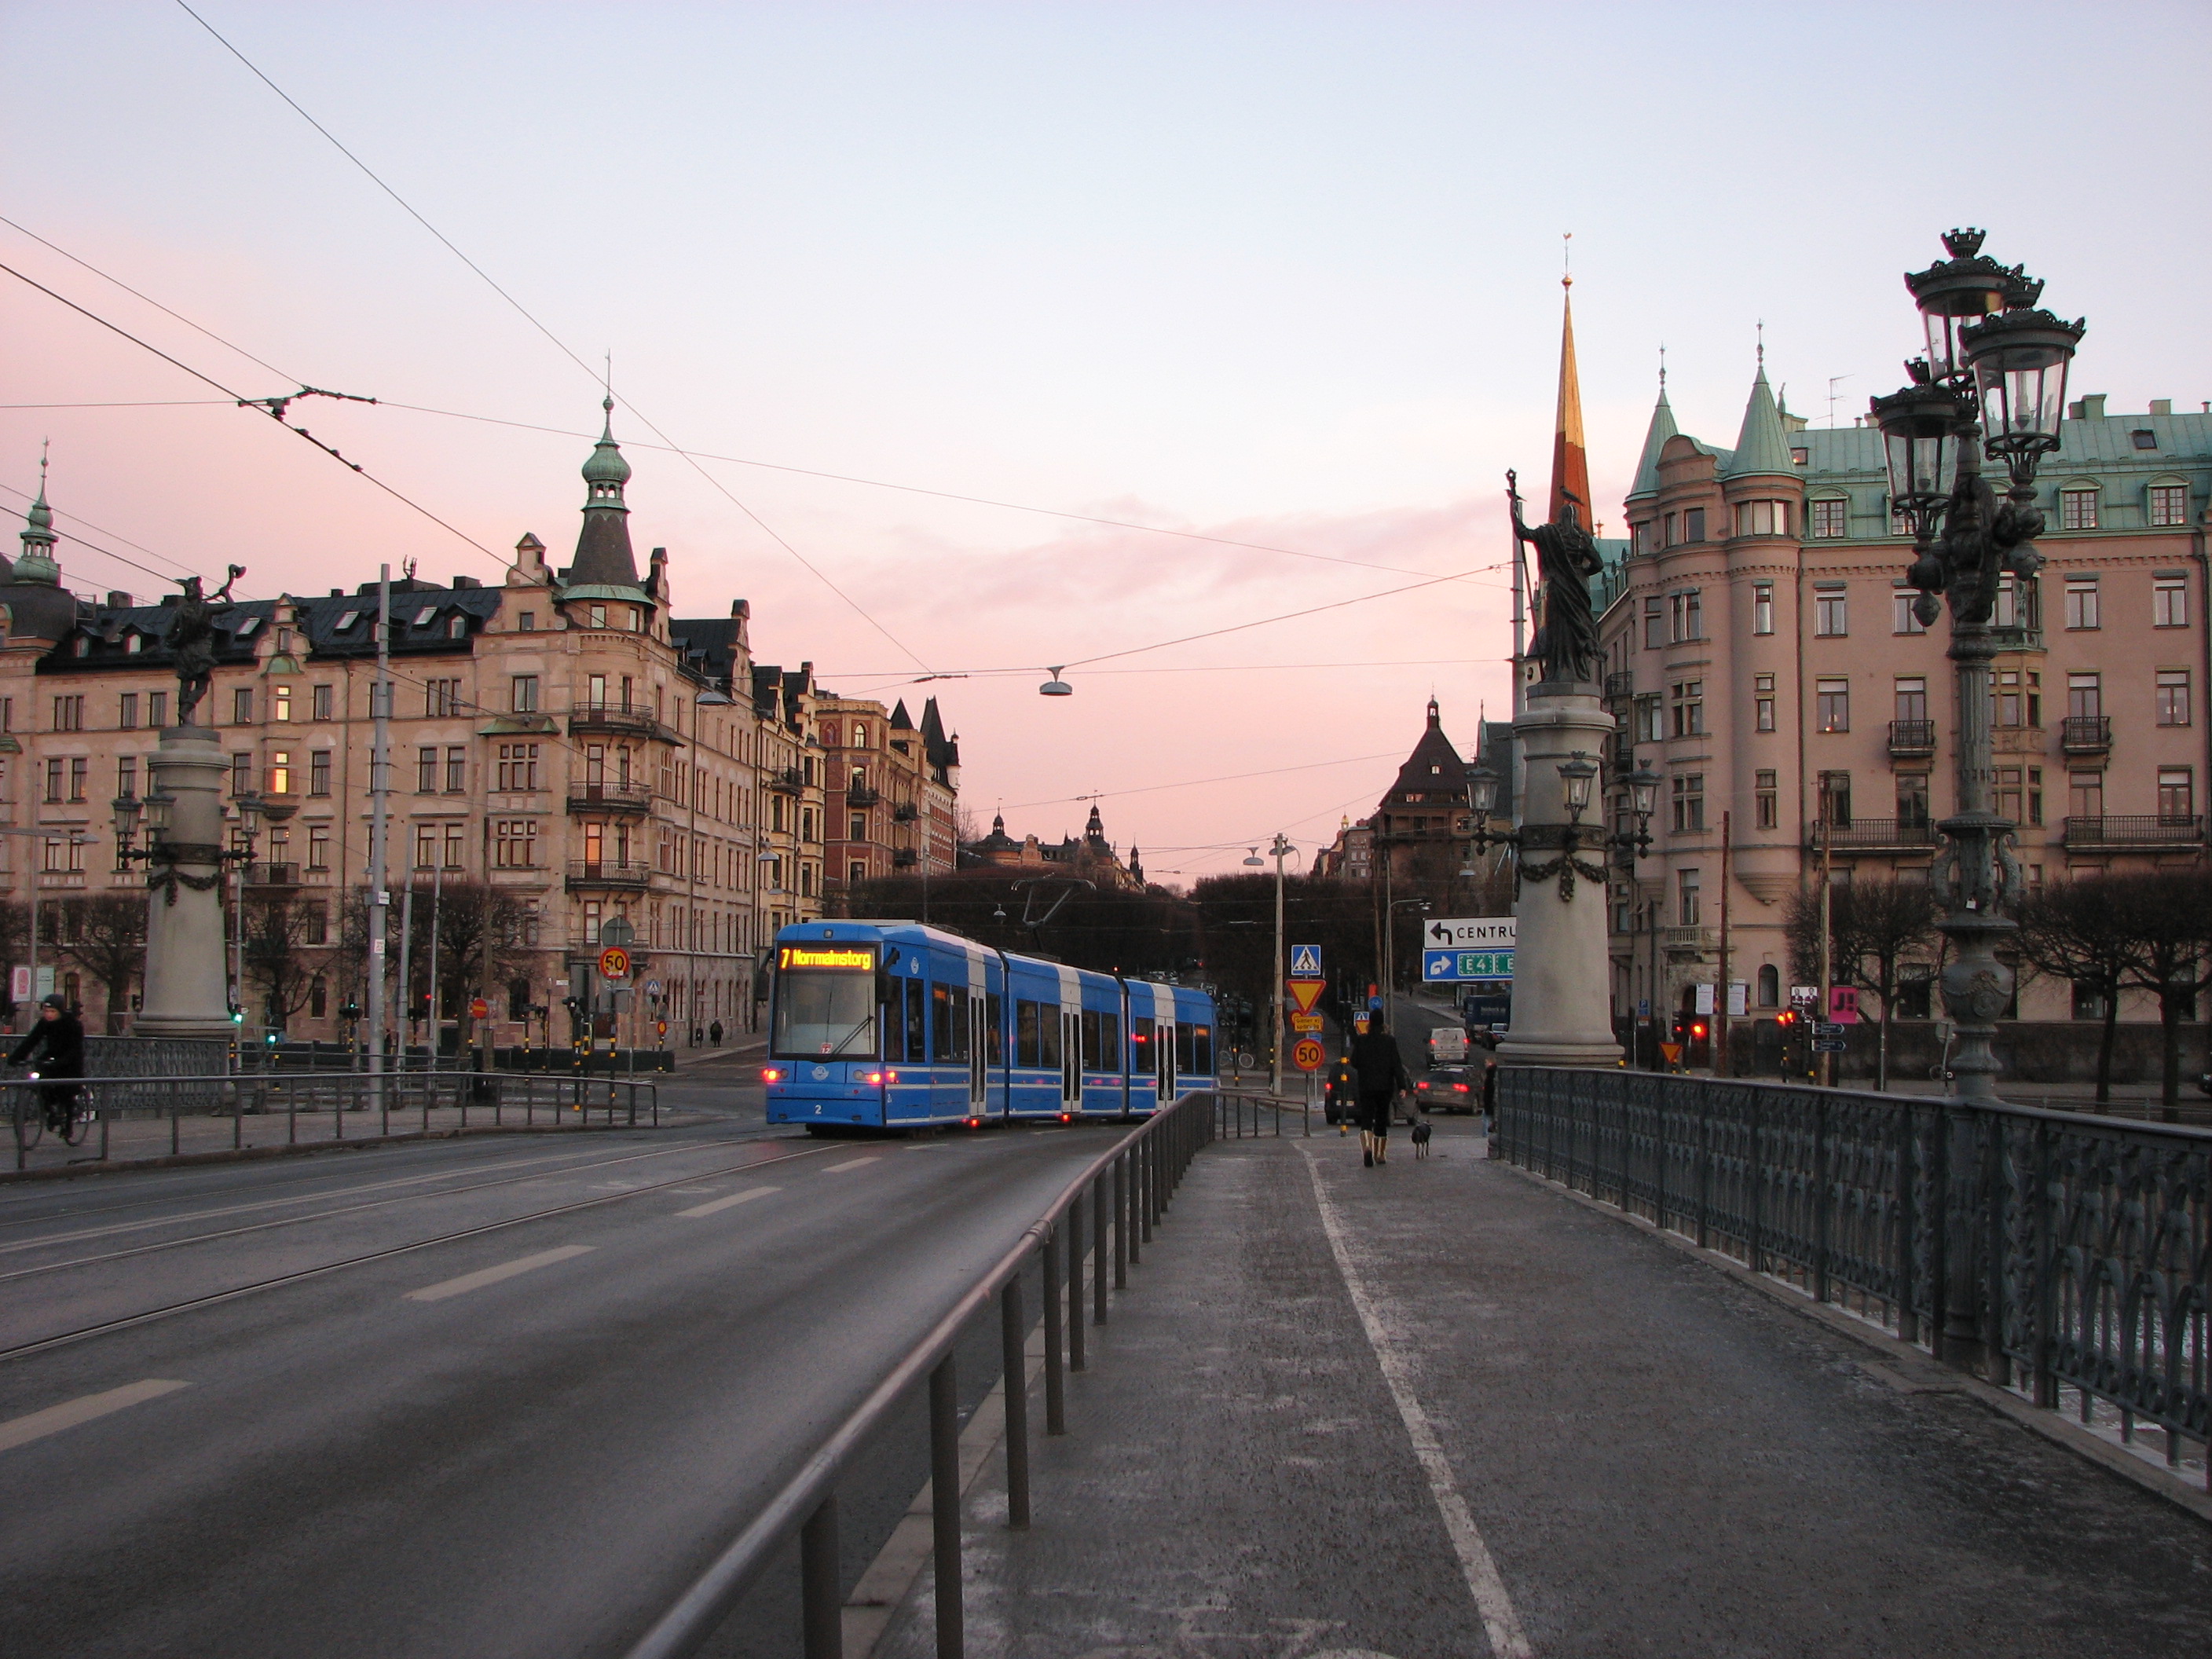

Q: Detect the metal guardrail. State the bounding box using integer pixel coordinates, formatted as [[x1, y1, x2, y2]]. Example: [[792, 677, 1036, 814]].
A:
[[1496, 1068, 2210, 1491], [624, 1089, 1221, 1659], [3, 1071, 659, 1171]]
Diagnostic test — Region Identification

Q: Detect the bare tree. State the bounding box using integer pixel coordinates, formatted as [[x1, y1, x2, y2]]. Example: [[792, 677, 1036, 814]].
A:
[[2108, 870, 2212, 1120], [2013, 879, 2136, 1104], [401, 882, 533, 1052], [1785, 877, 1940, 1090], [56, 895, 147, 1035], [241, 893, 335, 1033]]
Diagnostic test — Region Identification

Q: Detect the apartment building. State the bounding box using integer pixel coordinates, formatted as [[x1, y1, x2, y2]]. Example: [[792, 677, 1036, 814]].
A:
[[1601, 364, 2212, 1031]]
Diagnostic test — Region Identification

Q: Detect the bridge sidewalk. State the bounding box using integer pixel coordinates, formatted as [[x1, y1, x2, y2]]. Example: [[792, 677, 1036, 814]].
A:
[[874, 1115, 2209, 1659]]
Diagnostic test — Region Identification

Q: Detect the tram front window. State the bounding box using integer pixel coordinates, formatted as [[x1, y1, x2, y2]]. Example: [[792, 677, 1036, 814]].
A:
[[773, 945, 879, 1057]]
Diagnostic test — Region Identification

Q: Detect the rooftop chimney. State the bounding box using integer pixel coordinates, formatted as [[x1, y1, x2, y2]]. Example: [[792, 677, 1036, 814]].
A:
[[2149, 399, 2172, 416]]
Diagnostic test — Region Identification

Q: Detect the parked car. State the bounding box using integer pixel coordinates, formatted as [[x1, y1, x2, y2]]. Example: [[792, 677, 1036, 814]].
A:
[[1425, 1025, 1469, 1068], [1412, 1065, 1480, 1115]]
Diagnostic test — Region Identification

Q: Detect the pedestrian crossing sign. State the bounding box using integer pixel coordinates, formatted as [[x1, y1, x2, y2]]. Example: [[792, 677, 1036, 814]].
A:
[[1289, 943, 1322, 978]]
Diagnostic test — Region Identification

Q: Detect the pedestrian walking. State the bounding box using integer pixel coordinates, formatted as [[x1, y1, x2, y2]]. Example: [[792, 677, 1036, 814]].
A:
[[709, 1019, 724, 1047], [1349, 1014, 1411, 1166], [9, 994, 86, 1133], [1481, 1056, 1499, 1126], [1324, 1056, 1361, 1133]]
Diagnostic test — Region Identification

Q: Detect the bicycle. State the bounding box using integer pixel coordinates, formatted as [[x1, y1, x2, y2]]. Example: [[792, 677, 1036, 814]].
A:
[[22, 1071, 89, 1148]]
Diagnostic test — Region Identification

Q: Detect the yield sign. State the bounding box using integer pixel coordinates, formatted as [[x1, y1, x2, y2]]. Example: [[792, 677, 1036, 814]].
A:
[[1287, 980, 1325, 1014]]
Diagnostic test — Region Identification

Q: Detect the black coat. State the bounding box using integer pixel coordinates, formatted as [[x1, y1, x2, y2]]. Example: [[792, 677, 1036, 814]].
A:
[[11, 1011, 86, 1078], [1348, 1029, 1409, 1102]]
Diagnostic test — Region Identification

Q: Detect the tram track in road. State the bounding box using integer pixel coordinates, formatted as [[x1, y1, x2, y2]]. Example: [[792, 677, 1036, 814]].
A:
[[0, 1133, 804, 1287], [0, 1137, 843, 1367]]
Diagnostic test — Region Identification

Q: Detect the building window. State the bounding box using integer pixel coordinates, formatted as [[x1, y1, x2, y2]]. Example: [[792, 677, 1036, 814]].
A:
[[2070, 771, 2104, 821], [1995, 767, 2026, 825], [589, 604, 607, 629], [1808, 497, 1848, 539], [2160, 767, 2195, 823], [2154, 574, 2188, 628], [1897, 772, 1930, 827], [1993, 669, 2042, 727], [273, 685, 292, 723], [510, 675, 539, 714], [52, 695, 83, 732], [849, 812, 866, 840], [2149, 485, 2190, 528], [119, 693, 138, 731], [1752, 583, 1774, 635], [1676, 869, 1701, 927], [2158, 668, 2192, 727], [148, 691, 166, 728], [416, 748, 438, 793], [1754, 770, 1778, 830], [1894, 585, 1928, 635], [308, 824, 331, 871], [1675, 589, 1703, 641], [415, 826, 438, 870], [2067, 672, 2101, 720], [1816, 679, 1849, 732], [2060, 489, 2099, 531], [493, 819, 536, 868], [1895, 676, 1928, 723], [449, 615, 467, 639], [1818, 771, 1852, 826], [1634, 694, 1662, 743], [1754, 672, 1775, 734], [1643, 596, 1664, 650], [1683, 507, 1706, 543], [496, 742, 540, 791], [1669, 680, 1704, 738], [230, 753, 249, 797], [445, 746, 467, 792], [309, 751, 331, 797], [1671, 774, 1705, 833], [233, 687, 253, 724], [848, 859, 866, 884], [1814, 584, 1848, 636], [2064, 576, 2099, 629], [445, 822, 465, 868], [44, 757, 62, 804], [1734, 500, 1788, 537], [268, 751, 291, 796], [423, 679, 459, 717]]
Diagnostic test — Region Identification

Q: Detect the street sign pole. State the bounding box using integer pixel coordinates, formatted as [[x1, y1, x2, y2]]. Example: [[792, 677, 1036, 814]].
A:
[[1269, 833, 1290, 1097]]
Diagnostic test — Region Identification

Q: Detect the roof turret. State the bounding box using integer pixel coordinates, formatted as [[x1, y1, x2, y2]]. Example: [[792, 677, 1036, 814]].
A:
[[1723, 361, 1796, 481], [567, 397, 646, 597], [1627, 381, 1679, 499], [16, 447, 57, 584]]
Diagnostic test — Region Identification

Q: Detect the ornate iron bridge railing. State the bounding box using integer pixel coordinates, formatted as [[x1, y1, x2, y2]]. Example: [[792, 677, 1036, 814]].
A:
[[1495, 1068, 2210, 1489]]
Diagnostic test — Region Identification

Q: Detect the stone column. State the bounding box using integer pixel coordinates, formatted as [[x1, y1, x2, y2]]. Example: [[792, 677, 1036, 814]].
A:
[[134, 726, 236, 1039], [1495, 684, 1623, 1068]]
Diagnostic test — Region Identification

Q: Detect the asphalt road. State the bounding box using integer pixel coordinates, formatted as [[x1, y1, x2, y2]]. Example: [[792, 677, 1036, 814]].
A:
[[0, 1066, 1114, 1657]]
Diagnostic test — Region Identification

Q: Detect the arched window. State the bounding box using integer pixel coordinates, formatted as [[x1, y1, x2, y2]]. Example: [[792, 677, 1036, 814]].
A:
[[2146, 475, 2192, 528], [1757, 965, 1779, 1008]]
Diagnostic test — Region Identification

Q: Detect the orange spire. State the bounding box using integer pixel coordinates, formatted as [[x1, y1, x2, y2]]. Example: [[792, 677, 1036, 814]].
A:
[[1548, 258, 1591, 529]]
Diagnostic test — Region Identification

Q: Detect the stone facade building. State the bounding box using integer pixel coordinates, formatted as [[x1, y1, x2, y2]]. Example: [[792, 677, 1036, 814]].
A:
[[819, 694, 961, 906], [3, 405, 958, 1046], [1600, 368, 2212, 1034]]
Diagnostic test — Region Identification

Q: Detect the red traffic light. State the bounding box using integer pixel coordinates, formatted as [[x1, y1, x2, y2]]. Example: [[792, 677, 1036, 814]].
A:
[[1690, 1021, 1708, 1039]]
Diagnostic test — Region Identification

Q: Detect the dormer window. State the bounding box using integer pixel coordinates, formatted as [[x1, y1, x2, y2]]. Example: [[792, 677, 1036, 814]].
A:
[[335, 610, 360, 632], [448, 615, 467, 639], [71, 636, 88, 658], [125, 633, 142, 654], [234, 614, 261, 636], [412, 606, 436, 628]]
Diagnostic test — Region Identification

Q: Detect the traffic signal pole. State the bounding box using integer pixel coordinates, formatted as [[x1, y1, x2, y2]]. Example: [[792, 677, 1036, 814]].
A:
[[365, 567, 392, 1115], [1268, 833, 1288, 1096]]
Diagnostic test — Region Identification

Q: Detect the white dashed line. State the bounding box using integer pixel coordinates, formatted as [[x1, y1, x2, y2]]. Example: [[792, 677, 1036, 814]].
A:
[[822, 1157, 881, 1174], [676, 1187, 780, 1218], [0, 1379, 189, 1453], [403, 1246, 595, 1303]]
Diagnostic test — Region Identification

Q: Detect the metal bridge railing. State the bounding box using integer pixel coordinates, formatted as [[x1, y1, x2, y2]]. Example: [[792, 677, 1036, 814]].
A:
[[3, 1071, 659, 1171], [624, 1089, 1222, 1659], [1496, 1068, 2211, 1490]]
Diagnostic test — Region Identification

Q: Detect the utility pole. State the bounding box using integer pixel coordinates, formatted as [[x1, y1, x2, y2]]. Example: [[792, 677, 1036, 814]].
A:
[[1715, 810, 1732, 1077], [1817, 813, 1835, 1087], [424, 860, 445, 1074], [1268, 832, 1291, 1097], [365, 566, 391, 1115]]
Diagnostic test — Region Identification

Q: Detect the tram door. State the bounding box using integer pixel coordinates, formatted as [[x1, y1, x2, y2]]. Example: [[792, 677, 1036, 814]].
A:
[[1155, 1002, 1175, 1105], [1061, 1008, 1082, 1111], [968, 997, 989, 1116]]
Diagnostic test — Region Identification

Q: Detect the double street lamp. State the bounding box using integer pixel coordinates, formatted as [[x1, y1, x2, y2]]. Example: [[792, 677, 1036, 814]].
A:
[[1465, 753, 1660, 895], [1870, 229, 2084, 1104]]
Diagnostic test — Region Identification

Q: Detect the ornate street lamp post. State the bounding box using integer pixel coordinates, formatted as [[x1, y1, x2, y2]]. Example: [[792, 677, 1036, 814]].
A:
[[1873, 230, 2083, 1106]]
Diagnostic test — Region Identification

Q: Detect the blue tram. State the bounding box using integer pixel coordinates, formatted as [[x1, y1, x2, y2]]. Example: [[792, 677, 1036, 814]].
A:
[[762, 921, 1218, 1130]]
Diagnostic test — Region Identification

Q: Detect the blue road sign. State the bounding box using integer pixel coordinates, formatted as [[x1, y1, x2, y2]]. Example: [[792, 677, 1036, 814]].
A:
[[1289, 943, 1322, 978], [1812, 1038, 1847, 1053], [1423, 948, 1514, 983]]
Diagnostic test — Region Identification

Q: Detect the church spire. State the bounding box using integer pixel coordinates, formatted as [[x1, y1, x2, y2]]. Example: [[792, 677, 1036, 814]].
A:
[[1548, 257, 1592, 528]]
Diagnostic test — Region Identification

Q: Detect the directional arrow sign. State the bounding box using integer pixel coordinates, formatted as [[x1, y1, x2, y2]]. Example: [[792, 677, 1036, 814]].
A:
[[1424, 916, 1517, 950], [1422, 949, 1514, 983], [1289, 943, 1322, 978], [1287, 980, 1325, 1013]]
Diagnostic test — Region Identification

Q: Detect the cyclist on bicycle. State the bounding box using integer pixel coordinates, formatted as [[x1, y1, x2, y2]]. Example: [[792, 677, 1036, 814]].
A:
[[11, 994, 85, 1133]]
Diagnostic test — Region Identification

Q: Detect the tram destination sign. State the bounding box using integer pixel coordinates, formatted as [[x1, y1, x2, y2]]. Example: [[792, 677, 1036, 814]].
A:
[[1422, 948, 1514, 983]]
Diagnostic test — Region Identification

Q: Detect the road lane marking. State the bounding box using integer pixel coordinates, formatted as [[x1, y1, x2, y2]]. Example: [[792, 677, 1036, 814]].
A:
[[1299, 1148, 1532, 1659], [404, 1245, 594, 1303], [676, 1186, 779, 1218], [0, 1379, 189, 1453], [822, 1157, 881, 1174]]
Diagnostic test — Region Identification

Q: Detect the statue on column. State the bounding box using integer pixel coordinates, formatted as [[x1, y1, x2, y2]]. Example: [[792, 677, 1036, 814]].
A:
[[1507, 471, 1602, 687], [163, 566, 244, 726]]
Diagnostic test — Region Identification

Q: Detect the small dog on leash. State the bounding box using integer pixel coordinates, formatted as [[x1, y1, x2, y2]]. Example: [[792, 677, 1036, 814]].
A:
[[1411, 1118, 1433, 1159]]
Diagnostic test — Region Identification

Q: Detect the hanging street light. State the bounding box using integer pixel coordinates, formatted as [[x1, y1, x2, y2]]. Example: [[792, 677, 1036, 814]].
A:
[[1038, 667, 1073, 697]]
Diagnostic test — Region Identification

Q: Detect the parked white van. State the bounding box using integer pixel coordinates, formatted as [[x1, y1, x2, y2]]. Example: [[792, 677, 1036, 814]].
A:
[[1425, 1025, 1469, 1068]]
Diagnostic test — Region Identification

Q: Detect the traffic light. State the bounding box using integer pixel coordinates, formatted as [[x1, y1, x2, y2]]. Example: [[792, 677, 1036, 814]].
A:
[[1690, 1020, 1708, 1042], [1777, 1009, 1797, 1027]]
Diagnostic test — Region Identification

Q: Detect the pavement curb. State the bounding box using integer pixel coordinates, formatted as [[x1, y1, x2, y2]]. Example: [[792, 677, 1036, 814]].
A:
[[1496, 1157, 2212, 1527]]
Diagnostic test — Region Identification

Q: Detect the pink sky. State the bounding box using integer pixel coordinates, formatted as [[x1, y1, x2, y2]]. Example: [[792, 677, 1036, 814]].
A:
[[5, 3, 2207, 883]]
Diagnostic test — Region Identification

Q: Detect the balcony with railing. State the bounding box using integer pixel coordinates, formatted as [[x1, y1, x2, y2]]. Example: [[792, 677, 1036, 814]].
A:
[[565, 859, 652, 891], [2060, 715, 2111, 755], [1887, 719, 1936, 759], [844, 782, 881, 808], [765, 767, 806, 795], [566, 781, 654, 815], [1661, 925, 1715, 952], [1808, 818, 1937, 851], [567, 701, 658, 739], [2062, 815, 2204, 849], [1604, 671, 1635, 702], [891, 800, 919, 823], [246, 862, 298, 886], [892, 848, 920, 869]]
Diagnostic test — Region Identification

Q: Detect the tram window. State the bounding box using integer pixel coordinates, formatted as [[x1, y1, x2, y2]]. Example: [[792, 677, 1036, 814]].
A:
[[1080, 1008, 1101, 1068], [1038, 1005, 1063, 1069], [1175, 1022, 1196, 1073], [933, 983, 969, 1061], [986, 992, 1004, 1064], [1194, 1024, 1214, 1076], [1131, 1016, 1154, 1060], [1016, 1000, 1041, 1068], [1099, 1012, 1122, 1071], [899, 979, 928, 1061]]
